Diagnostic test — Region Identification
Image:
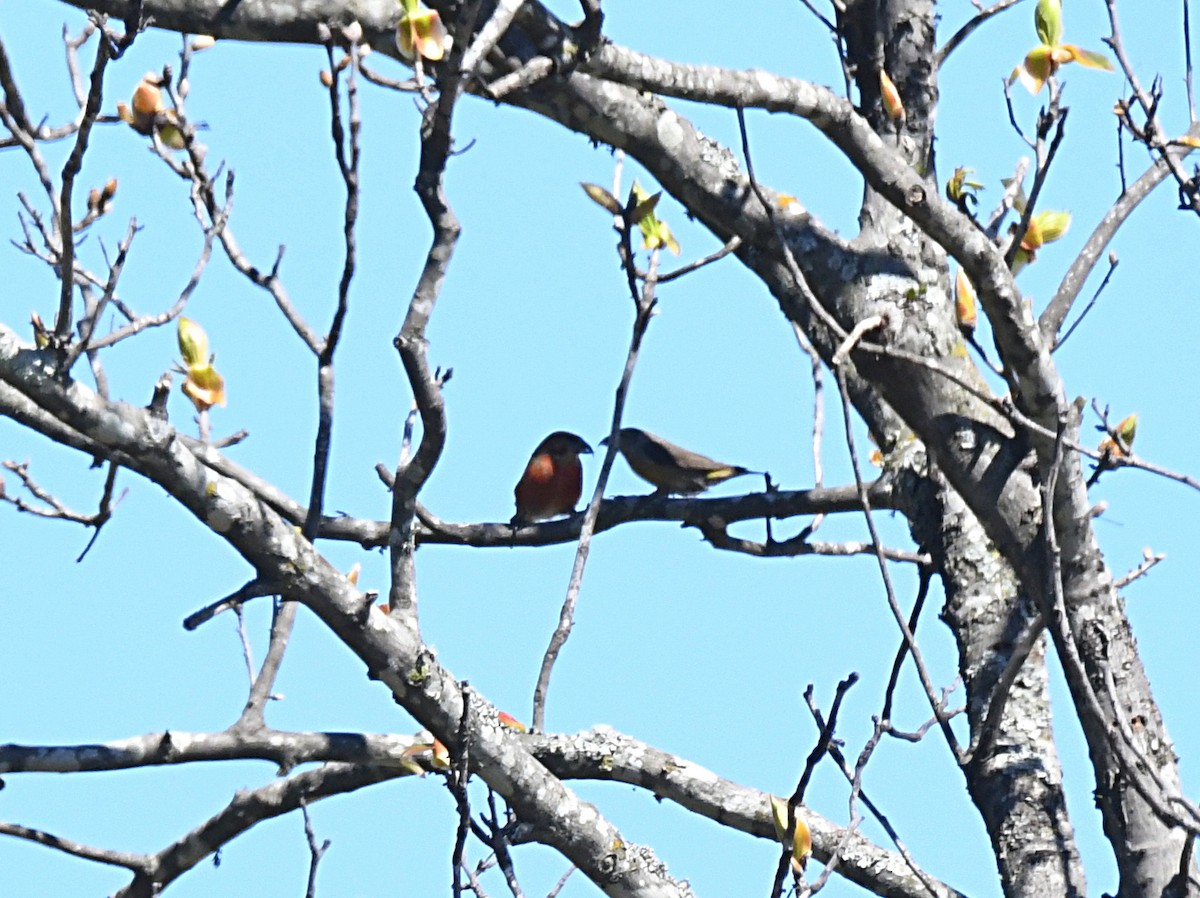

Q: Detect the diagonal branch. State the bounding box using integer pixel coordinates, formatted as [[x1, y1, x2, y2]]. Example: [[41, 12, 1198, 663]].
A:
[[0, 321, 694, 897], [533, 182, 661, 732], [112, 763, 402, 898], [936, 0, 1025, 68], [531, 727, 969, 898], [0, 821, 149, 874], [1040, 126, 1199, 341]]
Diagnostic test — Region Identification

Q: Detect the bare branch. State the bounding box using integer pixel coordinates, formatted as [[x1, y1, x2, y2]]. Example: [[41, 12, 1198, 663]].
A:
[[1001, 100, 1068, 270], [532, 177, 662, 732], [532, 726, 969, 898], [880, 567, 933, 723], [936, 0, 1024, 67], [0, 729, 428, 774], [1186, 0, 1197, 122], [1114, 549, 1167, 589], [299, 801, 330, 898], [112, 763, 402, 898], [835, 369, 962, 760], [771, 675, 858, 898], [1104, 0, 1200, 213], [0, 820, 150, 874], [698, 522, 930, 564], [181, 578, 279, 631], [656, 235, 742, 284], [460, 0, 522, 78], [54, 18, 117, 345], [1041, 131, 1197, 341], [1052, 252, 1119, 351]]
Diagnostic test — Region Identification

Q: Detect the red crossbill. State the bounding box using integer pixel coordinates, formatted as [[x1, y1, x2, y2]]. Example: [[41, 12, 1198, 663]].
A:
[[601, 427, 755, 495], [511, 431, 593, 524]]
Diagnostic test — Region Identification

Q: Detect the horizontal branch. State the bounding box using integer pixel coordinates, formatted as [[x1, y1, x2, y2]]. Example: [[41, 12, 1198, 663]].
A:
[[0, 730, 422, 775], [327, 480, 897, 549], [55, 0, 396, 44], [0, 722, 967, 898]]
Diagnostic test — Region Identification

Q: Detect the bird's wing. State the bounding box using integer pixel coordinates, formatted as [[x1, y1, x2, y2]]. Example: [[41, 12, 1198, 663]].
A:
[[667, 443, 733, 474], [638, 435, 690, 470]]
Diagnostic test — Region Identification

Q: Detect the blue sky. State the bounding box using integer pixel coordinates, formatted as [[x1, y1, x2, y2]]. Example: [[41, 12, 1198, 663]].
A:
[[3, 1, 1199, 896]]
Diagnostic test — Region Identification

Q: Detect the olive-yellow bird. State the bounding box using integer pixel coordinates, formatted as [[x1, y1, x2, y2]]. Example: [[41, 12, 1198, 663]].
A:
[[601, 428, 756, 495]]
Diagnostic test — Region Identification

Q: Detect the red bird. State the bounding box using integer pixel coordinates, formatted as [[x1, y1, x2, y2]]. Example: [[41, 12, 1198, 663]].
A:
[[511, 431, 593, 525]]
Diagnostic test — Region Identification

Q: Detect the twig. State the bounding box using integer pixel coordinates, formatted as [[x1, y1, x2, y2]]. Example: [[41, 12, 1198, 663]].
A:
[[1003, 103, 1068, 269], [0, 34, 36, 135], [451, 683, 473, 898], [832, 314, 886, 366], [358, 62, 422, 93], [796, 0, 837, 34], [545, 866, 576, 898], [54, 16, 117, 346], [83, 203, 222, 353], [0, 821, 149, 873], [1092, 451, 1200, 493], [1187, 0, 1197, 122], [1041, 127, 1197, 340], [697, 523, 930, 564], [483, 57, 554, 100], [305, 32, 361, 543], [235, 593, 292, 727], [477, 790, 525, 898], [835, 368, 962, 760], [460, 0, 523, 78], [532, 179, 660, 732], [63, 219, 138, 370], [300, 800, 330, 898], [736, 106, 847, 343], [1105, 0, 1200, 213], [160, 97, 322, 351], [771, 675, 858, 898], [1001, 78, 1033, 149], [109, 763, 403, 898], [850, 723, 942, 898], [936, 0, 1024, 67], [0, 42, 59, 206], [1041, 413, 1200, 835], [802, 702, 944, 895], [459, 859, 492, 898], [74, 460, 120, 561], [233, 604, 260, 690], [182, 579, 278, 631], [656, 235, 742, 283], [1114, 549, 1166, 589], [1053, 253, 1119, 351], [880, 567, 933, 722], [882, 705, 963, 743], [962, 611, 1046, 765]]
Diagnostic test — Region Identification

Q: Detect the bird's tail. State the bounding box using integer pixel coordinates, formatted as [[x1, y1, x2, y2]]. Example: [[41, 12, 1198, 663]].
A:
[[705, 466, 760, 483]]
